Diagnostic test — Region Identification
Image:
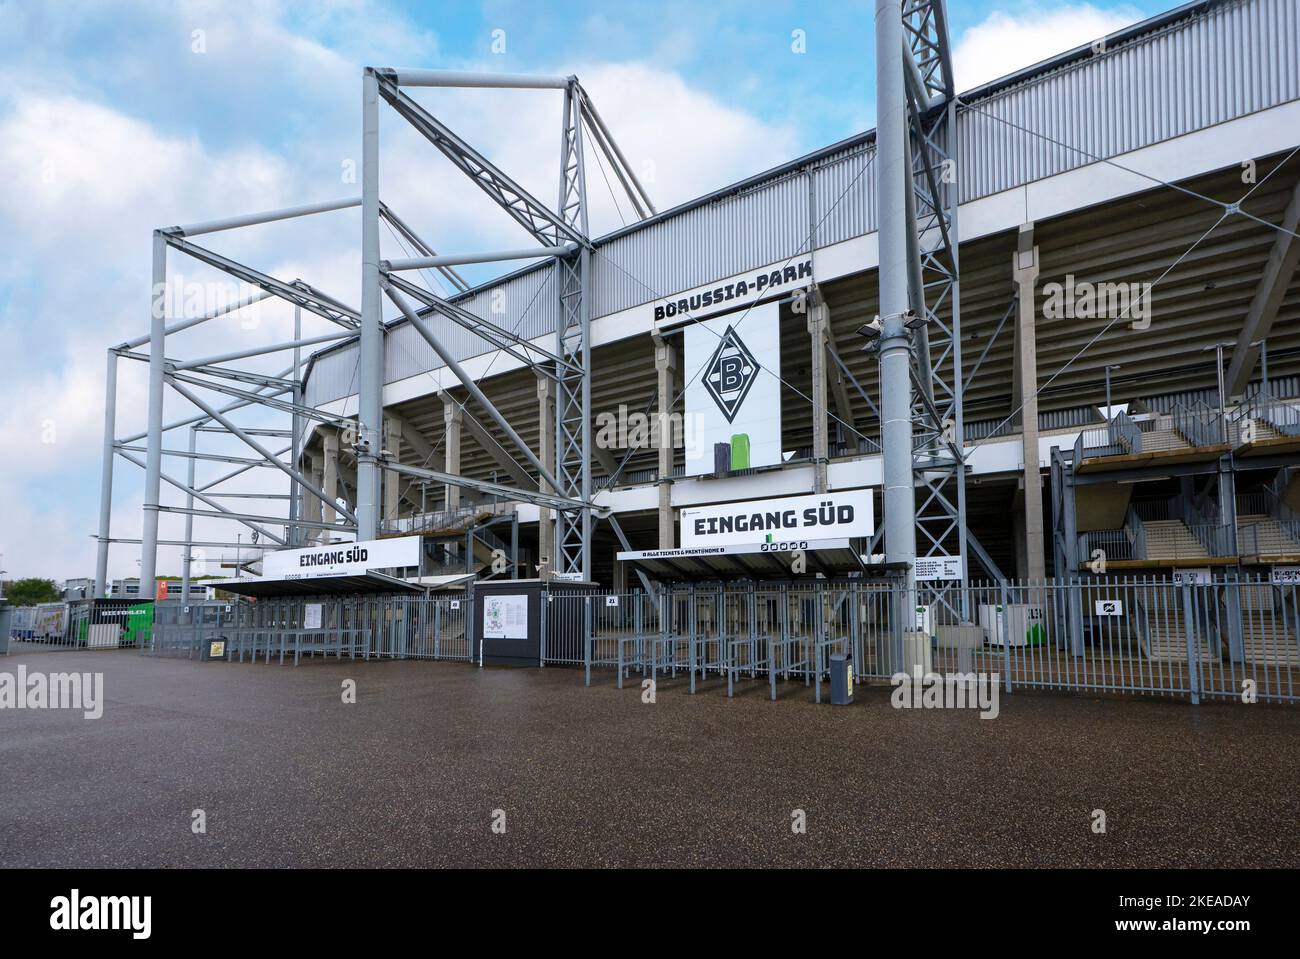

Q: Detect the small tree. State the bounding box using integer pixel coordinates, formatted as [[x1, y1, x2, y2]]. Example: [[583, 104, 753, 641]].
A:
[[5, 578, 62, 606]]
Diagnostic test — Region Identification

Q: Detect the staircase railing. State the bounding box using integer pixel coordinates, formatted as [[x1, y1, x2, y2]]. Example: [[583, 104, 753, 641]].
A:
[[1110, 411, 1144, 453], [1248, 386, 1300, 438], [1124, 506, 1147, 560], [1237, 518, 1300, 558], [1166, 398, 1223, 448], [1181, 496, 1234, 557]]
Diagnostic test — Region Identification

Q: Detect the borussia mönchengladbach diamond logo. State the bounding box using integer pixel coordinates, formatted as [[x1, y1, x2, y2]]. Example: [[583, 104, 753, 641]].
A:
[[702, 325, 759, 423]]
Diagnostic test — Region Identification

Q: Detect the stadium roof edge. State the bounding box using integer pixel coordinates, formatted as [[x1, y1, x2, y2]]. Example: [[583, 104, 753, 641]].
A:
[[301, 0, 1233, 376]]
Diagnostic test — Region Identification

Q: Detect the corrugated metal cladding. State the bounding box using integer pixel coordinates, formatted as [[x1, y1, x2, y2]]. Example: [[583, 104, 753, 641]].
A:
[[589, 170, 811, 317], [305, 0, 1299, 406], [957, 0, 1300, 201]]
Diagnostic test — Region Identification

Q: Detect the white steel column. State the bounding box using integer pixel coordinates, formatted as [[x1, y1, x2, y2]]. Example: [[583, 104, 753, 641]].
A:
[[536, 374, 554, 578], [290, 304, 304, 546], [180, 425, 197, 604], [357, 68, 383, 540], [95, 349, 119, 598], [139, 230, 168, 593], [875, 0, 917, 583]]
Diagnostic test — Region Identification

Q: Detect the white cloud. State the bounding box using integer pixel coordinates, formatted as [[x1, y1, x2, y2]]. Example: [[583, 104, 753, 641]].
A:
[[953, 3, 1146, 92], [0, 21, 791, 583]]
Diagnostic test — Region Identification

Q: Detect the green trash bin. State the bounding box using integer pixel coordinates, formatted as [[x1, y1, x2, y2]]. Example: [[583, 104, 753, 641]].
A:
[[730, 433, 751, 470]]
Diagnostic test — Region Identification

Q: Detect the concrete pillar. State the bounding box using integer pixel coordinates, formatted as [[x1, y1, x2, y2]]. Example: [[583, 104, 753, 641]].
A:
[[536, 374, 554, 578], [612, 549, 627, 593], [384, 417, 402, 529], [322, 430, 339, 537], [1012, 223, 1046, 582], [808, 296, 831, 494], [442, 396, 463, 512], [305, 453, 323, 543], [654, 335, 677, 549]]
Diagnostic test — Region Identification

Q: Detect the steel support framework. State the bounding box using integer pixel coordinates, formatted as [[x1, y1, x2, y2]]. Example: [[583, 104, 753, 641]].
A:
[[101, 199, 368, 598], [901, 0, 977, 612], [368, 68, 646, 581], [106, 66, 648, 597], [553, 81, 594, 580]]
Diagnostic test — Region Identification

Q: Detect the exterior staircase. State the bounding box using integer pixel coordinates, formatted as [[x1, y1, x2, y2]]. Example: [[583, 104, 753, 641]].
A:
[[1142, 520, 1211, 561], [1236, 585, 1300, 668], [1137, 590, 1218, 664], [1138, 417, 1192, 452], [1236, 515, 1300, 557], [1230, 418, 1283, 444]]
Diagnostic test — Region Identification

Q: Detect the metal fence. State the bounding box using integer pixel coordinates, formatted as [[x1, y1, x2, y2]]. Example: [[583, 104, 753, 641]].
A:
[[145, 596, 474, 664], [5, 598, 156, 653], [137, 577, 1300, 706]]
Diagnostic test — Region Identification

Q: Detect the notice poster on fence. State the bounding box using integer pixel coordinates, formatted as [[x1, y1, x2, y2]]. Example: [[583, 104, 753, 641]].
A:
[[304, 604, 322, 630], [483, 594, 528, 640]]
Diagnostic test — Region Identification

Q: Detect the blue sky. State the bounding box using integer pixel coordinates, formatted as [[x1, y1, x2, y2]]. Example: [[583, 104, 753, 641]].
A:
[[0, 0, 1169, 581]]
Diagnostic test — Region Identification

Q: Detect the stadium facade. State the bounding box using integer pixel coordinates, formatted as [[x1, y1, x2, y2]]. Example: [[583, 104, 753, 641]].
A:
[[98, 0, 1299, 602]]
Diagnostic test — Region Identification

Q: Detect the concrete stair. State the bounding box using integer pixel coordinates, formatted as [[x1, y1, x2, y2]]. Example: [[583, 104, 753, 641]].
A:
[[1236, 515, 1300, 556], [1238, 620, 1300, 668], [1136, 588, 1214, 664], [1231, 419, 1283, 444], [1138, 418, 1192, 452], [1143, 520, 1211, 561]]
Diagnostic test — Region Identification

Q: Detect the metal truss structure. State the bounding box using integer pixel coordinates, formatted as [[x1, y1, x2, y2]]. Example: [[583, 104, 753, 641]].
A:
[[98, 68, 651, 598], [872, 0, 990, 615], [902, 0, 972, 602]]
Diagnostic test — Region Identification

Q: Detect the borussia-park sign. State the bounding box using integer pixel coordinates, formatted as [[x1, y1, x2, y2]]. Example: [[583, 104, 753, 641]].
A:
[[651, 257, 813, 327], [262, 536, 421, 581], [680, 490, 874, 549]]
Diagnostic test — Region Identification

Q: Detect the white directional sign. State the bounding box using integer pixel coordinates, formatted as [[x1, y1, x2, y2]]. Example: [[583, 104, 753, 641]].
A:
[[262, 536, 421, 581], [1271, 566, 1300, 586], [680, 490, 874, 549]]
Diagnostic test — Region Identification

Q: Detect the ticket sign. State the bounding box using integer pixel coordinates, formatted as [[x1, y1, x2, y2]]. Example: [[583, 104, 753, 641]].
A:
[[915, 556, 963, 581]]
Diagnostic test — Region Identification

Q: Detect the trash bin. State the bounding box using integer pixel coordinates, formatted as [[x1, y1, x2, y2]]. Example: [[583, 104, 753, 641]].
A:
[[199, 636, 228, 661], [830, 652, 853, 705]]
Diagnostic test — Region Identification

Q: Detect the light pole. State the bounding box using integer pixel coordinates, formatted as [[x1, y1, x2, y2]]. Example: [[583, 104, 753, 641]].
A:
[[1104, 364, 1121, 423], [1250, 338, 1269, 396], [1203, 343, 1234, 443]]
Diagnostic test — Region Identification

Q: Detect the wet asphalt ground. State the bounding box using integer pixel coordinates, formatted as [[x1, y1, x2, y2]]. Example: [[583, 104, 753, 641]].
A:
[[2, 649, 1298, 868]]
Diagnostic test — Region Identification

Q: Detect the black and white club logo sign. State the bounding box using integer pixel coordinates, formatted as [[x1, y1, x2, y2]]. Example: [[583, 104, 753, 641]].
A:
[[702, 325, 759, 423]]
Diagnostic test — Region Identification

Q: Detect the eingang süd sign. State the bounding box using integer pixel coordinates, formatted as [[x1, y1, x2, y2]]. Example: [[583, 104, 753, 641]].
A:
[[680, 490, 874, 549], [262, 536, 421, 581]]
